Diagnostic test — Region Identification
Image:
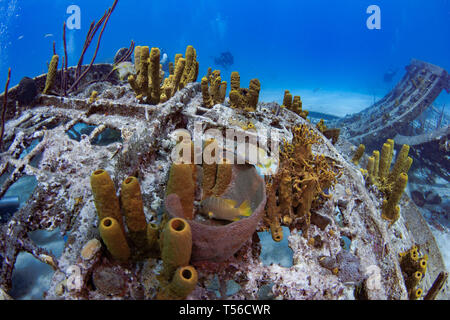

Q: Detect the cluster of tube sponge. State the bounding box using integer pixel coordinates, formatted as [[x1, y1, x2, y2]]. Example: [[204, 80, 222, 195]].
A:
[[200, 69, 261, 112], [281, 90, 308, 119], [90, 169, 197, 299], [352, 139, 412, 225], [165, 133, 233, 221], [128, 45, 199, 104], [229, 71, 261, 112], [264, 124, 338, 241], [399, 245, 428, 300], [201, 68, 227, 108]]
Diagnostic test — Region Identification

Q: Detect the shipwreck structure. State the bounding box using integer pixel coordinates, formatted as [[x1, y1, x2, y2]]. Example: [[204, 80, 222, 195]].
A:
[[334, 59, 450, 148], [332, 59, 450, 179]]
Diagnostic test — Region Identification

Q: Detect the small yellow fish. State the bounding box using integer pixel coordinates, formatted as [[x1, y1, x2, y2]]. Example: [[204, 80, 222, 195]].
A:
[[199, 197, 252, 222]]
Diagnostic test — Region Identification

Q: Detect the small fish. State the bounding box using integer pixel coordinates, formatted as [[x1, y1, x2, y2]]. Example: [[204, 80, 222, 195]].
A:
[[18, 35, 24, 40], [44, 33, 54, 38], [199, 197, 252, 222]]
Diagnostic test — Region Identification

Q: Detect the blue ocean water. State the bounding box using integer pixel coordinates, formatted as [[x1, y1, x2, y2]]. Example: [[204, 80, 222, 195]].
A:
[[1, 0, 449, 112]]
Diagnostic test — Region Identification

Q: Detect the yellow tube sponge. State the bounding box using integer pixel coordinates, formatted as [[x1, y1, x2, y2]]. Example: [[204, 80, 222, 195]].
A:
[[172, 57, 186, 96], [160, 218, 192, 279], [283, 90, 292, 110], [389, 144, 410, 184], [210, 70, 222, 103], [136, 46, 149, 95], [99, 217, 130, 262], [372, 150, 380, 178], [219, 81, 227, 103], [134, 46, 142, 72], [366, 156, 375, 184], [230, 71, 240, 91], [246, 78, 261, 111], [180, 45, 196, 89], [90, 169, 123, 230], [386, 139, 395, 169], [202, 139, 218, 199], [382, 172, 408, 223], [174, 53, 183, 67], [146, 222, 160, 257], [378, 142, 392, 180], [148, 47, 161, 104], [166, 164, 196, 220], [351, 144, 365, 165], [229, 89, 242, 109], [120, 176, 147, 247], [292, 96, 302, 114], [410, 288, 423, 300], [211, 159, 233, 197], [157, 266, 198, 300], [147, 223, 159, 248], [404, 156, 413, 175], [43, 55, 59, 94], [201, 77, 214, 108]]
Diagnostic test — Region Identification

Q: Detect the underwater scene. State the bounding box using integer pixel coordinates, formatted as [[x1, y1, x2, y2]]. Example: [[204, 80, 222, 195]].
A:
[[0, 0, 449, 301]]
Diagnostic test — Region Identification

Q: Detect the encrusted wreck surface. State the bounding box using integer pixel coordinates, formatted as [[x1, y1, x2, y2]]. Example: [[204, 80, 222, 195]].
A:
[[0, 66, 448, 300]]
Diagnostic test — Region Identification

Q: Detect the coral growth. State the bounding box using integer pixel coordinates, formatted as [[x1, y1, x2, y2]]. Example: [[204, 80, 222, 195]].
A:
[[129, 45, 199, 104], [99, 217, 130, 262], [43, 55, 59, 94], [282, 90, 308, 119], [201, 69, 227, 108], [399, 245, 428, 299], [361, 139, 413, 224], [228, 71, 261, 112], [90, 169, 124, 230], [264, 124, 339, 240], [165, 164, 196, 220], [89, 169, 198, 299], [159, 218, 193, 280], [351, 144, 365, 165]]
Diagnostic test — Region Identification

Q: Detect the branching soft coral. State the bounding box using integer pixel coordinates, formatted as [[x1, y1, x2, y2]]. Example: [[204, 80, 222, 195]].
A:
[[264, 124, 339, 240]]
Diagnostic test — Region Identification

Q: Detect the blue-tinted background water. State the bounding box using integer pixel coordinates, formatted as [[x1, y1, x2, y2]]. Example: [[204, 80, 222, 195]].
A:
[[1, 0, 449, 115]]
